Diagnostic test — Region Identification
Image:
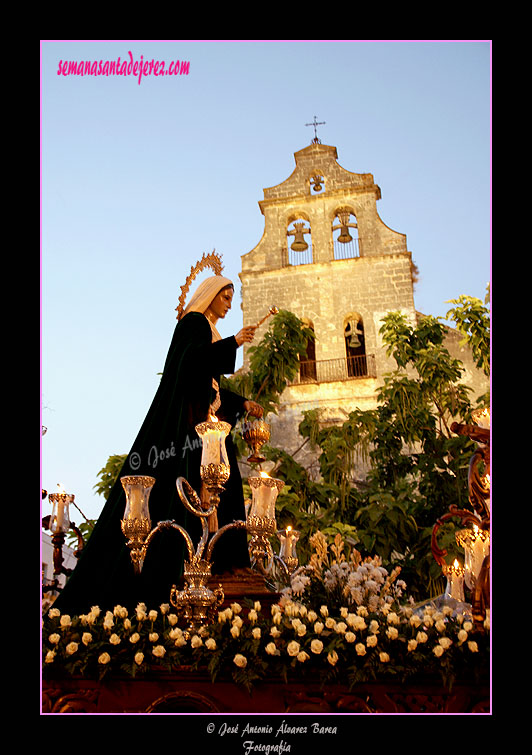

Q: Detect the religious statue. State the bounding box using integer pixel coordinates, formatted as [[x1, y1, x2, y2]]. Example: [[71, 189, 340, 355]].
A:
[[54, 253, 263, 615]]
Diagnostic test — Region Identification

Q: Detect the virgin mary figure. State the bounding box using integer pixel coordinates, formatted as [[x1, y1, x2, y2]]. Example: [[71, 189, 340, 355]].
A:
[[53, 273, 262, 615]]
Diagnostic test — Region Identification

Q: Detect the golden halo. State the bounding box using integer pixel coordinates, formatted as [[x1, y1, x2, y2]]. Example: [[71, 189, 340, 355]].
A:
[[175, 250, 224, 320]]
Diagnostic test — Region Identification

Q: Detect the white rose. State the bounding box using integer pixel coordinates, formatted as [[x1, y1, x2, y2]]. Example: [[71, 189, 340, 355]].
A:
[[134, 652, 144, 665], [287, 641, 300, 657], [152, 645, 166, 658], [98, 652, 111, 665], [327, 650, 339, 666], [265, 642, 278, 656], [233, 653, 247, 668], [310, 639, 323, 654]]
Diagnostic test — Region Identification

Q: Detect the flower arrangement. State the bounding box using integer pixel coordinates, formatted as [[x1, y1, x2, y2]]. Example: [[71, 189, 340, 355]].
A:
[[42, 533, 489, 692]]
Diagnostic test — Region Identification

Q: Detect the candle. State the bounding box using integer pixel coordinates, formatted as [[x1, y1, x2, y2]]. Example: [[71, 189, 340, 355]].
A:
[[278, 526, 300, 560], [443, 559, 465, 602], [457, 525, 489, 589], [49, 485, 72, 533], [248, 473, 284, 520], [121, 476, 156, 522], [196, 417, 231, 468], [472, 524, 489, 578], [129, 487, 143, 519]]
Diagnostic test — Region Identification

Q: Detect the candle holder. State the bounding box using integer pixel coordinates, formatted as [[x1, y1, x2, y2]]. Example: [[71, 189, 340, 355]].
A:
[[277, 526, 300, 574], [196, 418, 231, 531], [43, 488, 85, 593], [120, 475, 156, 574], [48, 490, 72, 534], [455, 526, 490, 590], [246, 474, 284, 572], [242, 419, 271, 465], [120, 419, 252, 635], [443, 559, 465, 603]]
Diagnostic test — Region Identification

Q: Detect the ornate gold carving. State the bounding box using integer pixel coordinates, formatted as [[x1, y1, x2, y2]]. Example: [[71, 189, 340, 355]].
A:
[[175, 251, 224, 320]]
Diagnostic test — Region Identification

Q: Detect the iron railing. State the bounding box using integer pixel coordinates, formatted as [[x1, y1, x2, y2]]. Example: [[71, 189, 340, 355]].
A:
[[284, 237, 361, 267], [290, 354, 376, 385], [333, 236, 360, 260]]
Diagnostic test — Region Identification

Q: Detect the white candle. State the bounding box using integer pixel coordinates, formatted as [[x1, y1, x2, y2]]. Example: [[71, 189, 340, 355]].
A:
[[197, 418, 231, 467], [249, 473, 284, 520], [50, 488, 71, 533], [279, 526, 299, 560], [444, 559, 465, 602], [129, 488, 143, 519], [472, 525, 489, 579], [55, 500, 67, 532], [121, 476, 156, 522]]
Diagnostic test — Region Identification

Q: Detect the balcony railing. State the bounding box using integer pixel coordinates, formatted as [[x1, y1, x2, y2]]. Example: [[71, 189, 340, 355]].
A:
[[290, 354, 376, 385], [333, 236, 360, 260], [284, 237, 360, 267]]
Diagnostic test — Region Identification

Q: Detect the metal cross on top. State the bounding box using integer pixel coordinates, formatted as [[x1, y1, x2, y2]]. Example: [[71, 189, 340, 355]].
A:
[[306, 116, 326, 143]]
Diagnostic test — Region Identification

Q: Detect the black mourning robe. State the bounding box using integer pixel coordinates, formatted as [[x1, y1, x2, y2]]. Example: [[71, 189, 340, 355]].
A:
[[53, 312, 250, 615]]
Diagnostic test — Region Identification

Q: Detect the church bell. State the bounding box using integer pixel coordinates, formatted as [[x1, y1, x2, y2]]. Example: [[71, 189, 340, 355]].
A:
[[290, 222, 309, 252], [336, 211, 354, 244], [337, 224, 353, 244]]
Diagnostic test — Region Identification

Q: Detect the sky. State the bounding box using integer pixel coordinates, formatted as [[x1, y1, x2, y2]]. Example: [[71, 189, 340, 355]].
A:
[[41, 40, 491, 522]]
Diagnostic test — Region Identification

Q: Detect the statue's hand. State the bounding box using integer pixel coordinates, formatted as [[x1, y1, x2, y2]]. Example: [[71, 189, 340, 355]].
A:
[[243, 400, 264, 418]]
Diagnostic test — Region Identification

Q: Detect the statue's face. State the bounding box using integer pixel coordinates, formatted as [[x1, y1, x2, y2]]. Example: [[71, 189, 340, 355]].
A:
[[207, 285, 234, 320]]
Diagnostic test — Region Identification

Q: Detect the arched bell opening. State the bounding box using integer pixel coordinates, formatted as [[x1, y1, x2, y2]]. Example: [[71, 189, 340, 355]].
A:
[[344, 313, 367, 377], [333, 209, 359, 260], [287, 218, 312, 266]]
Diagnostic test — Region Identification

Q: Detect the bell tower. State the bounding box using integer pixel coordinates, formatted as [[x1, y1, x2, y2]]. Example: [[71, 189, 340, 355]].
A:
[[239, 139, 417, 462]]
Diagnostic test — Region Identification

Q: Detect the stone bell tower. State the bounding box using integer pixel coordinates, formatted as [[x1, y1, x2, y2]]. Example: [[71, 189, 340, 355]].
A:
[[239, 139, 418, 468]]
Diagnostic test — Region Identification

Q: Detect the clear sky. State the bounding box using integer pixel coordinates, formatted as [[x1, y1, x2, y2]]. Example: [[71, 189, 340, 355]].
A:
[[41, 40, 491, 522]]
